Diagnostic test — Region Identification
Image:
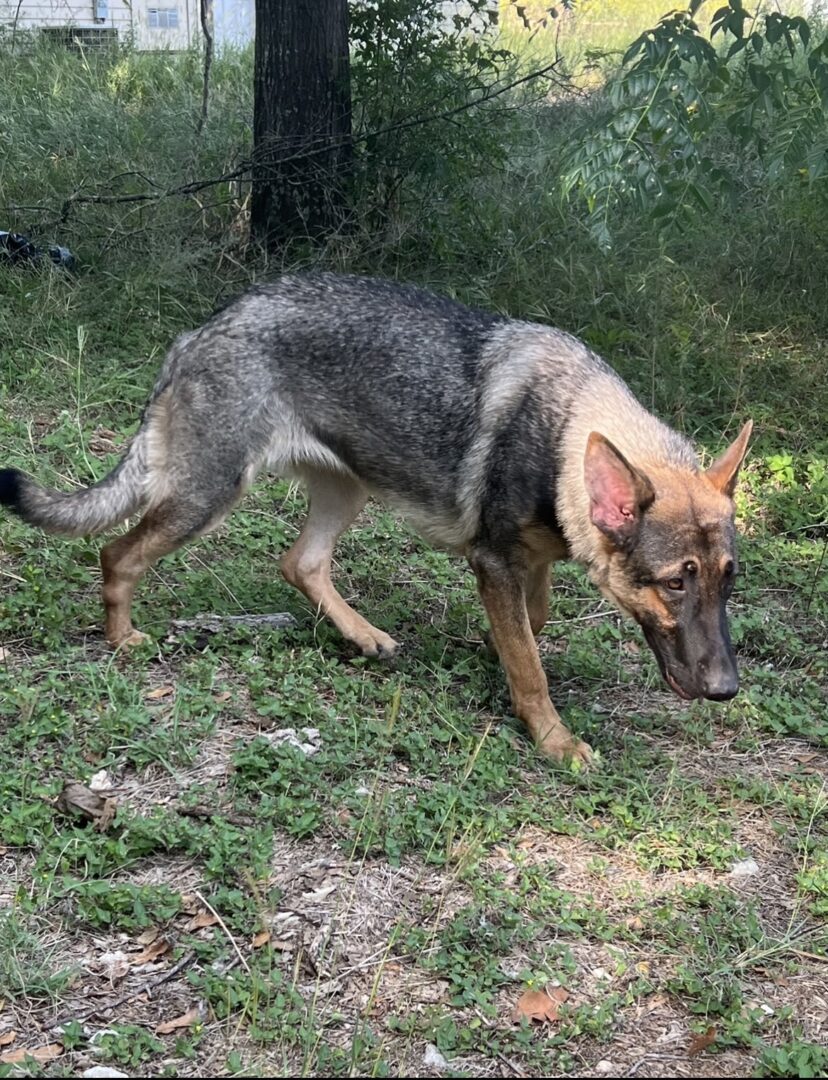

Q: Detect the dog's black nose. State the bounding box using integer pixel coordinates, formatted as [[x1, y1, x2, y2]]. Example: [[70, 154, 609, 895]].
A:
[[703, 667, 739, 701]]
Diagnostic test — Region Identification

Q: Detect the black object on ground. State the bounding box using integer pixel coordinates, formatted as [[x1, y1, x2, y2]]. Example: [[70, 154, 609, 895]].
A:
[[0, 230, 75, 269]]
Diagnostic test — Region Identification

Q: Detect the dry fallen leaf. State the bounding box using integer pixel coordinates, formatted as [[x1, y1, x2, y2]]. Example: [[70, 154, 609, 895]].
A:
[[644, 991, 670, 1013], [0, 1043, 62, 1065], [688, 1025, 717, 1056], [179, 893, 199, 915], [302, 883, 337, 904], [0, 1032, 15, 1048], [186, 911, 220, 932], [89, 435, 118, 455], [511, 986, 569, 1024], [213, 691, 232, 703], [130, 937, 170, 965], [156, 1006, 200, 1034], [145, 684, 174, 701], [56, 782, 117, 832], [95, 950, 130, 982], [252, 930, 271, 949], [793, 752, 821, 765], [135, 927, 161, 947]]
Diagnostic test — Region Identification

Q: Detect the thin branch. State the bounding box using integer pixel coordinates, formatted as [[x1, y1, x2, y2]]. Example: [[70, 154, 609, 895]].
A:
[[197, 0, 214, 137], [805, 535, 827, 616], [194, 890, 251, 973], [11, 0, 24, 52], [46, 58, 568, 219], [52, 950, 197, 1028]]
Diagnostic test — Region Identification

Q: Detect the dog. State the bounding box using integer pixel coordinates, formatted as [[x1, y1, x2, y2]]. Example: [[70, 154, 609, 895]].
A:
[[0, 272, 752, 764]]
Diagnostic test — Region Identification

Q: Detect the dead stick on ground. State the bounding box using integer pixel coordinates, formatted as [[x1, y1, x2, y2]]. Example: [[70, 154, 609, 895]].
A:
[[52, 951, 197, 1028], [195, 890, 251, 974], [792, 948, 828, 963]]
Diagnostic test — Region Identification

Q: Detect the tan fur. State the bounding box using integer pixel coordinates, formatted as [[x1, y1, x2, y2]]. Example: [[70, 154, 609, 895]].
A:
[[280, 468, 399, 658], [101, 504, 182, 646], [1, 274, 753, 768], [470, 551, 592, 765], [557, 371, 699, 568]]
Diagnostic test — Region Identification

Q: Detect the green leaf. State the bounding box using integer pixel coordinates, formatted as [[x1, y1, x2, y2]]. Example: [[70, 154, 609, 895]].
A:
[[748, 64, 771, 92]]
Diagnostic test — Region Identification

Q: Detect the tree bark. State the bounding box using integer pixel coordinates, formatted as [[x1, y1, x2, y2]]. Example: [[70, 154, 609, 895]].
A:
[[251, 0, 351, 249]]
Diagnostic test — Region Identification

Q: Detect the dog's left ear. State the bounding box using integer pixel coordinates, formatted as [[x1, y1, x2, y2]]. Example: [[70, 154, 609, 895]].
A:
[[585, 432, 655, 552], [706, 420, 754, 499]]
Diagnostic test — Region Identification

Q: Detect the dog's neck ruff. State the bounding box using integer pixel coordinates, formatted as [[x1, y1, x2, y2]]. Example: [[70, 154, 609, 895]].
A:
[[555, 369, 699, 569]]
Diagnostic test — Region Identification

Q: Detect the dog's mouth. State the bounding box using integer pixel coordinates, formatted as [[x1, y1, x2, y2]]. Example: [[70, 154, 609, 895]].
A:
[[640, 623, 702, 701], [641, 625, 695, 700], [665, 670, 696, 701]]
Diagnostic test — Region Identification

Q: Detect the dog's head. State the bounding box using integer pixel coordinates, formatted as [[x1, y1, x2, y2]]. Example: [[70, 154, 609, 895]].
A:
[[583, 422, 753, 702]]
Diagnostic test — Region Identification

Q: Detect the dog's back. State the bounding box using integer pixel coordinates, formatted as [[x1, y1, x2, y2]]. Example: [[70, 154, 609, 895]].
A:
[[0, 272, 751, 764]]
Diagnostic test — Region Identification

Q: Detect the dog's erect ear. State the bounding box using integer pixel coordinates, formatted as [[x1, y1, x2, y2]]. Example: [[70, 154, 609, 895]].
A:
[[584, 432, 655, 551], [705, 420, 754, 499]]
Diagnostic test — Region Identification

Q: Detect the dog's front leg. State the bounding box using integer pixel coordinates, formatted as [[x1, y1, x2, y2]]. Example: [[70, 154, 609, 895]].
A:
[[469, 548, 593, 765]]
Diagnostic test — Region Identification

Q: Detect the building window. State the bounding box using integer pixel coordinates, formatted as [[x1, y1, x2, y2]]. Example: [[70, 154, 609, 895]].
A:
[[147, 7, 179, 29], [41, 26, 118, 48]]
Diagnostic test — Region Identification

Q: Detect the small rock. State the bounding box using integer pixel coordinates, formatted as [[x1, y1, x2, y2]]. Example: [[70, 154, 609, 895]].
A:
[[82, 1069, 130, 1079], [423, 1043, 448, 1071], [263, 727, 321, 756], [730, 858, 760, 877], [301, 883, 337, 904], [88, 769, 112, 792], [596, 1063, 618, 1075]]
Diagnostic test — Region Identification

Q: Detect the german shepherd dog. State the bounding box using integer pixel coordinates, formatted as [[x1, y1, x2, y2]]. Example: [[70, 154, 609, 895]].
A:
[[0, 274, 752, 764]]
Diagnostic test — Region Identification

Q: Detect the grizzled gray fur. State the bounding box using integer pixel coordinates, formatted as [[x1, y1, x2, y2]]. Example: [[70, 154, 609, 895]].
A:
[[0, 272, 753, 765]]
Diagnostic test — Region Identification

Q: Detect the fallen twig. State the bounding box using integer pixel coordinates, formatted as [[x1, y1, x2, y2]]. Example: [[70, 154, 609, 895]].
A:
[[52, 950, 197, 1029], [195, 891, 251, 974], [169, 612, 297, 635]]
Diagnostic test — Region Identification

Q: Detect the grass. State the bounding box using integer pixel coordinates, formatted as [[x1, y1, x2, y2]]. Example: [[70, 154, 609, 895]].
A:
[[1, 12, 827, 1078]]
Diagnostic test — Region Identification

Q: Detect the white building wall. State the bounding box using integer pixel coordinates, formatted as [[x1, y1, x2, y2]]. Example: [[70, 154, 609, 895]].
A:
[[0, 0, 207, 49]]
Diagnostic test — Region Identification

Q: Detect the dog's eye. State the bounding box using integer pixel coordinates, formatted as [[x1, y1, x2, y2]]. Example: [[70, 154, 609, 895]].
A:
[[666, 577, 684, 591], [724, 560, 735, 577], [683, 561, 698, 575]]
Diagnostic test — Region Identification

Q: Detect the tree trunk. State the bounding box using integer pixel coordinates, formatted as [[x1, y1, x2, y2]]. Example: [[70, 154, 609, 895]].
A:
[[251, 0, 351, 249]]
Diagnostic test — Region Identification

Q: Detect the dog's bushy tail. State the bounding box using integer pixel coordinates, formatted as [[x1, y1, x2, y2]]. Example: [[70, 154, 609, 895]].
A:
[[0, 426, 152, 538]]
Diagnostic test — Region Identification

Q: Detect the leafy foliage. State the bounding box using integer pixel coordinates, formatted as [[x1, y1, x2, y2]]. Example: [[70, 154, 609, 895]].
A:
[[0, 7, 827, 1076], [348, 0, 516, 231], [563, 1, 828, 247]]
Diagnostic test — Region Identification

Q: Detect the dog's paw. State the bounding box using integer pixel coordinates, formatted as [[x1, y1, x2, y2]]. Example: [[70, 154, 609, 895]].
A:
[[537, 731, 594, 769], [110, 629, 153, 650], [357, 630, 401, 660]]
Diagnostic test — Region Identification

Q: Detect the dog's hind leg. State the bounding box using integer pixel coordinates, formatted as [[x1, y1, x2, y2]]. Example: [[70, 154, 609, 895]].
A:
[[281, 468, 400, 658], [100, 489, 241, 648], [101, 504, 184, 647]]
